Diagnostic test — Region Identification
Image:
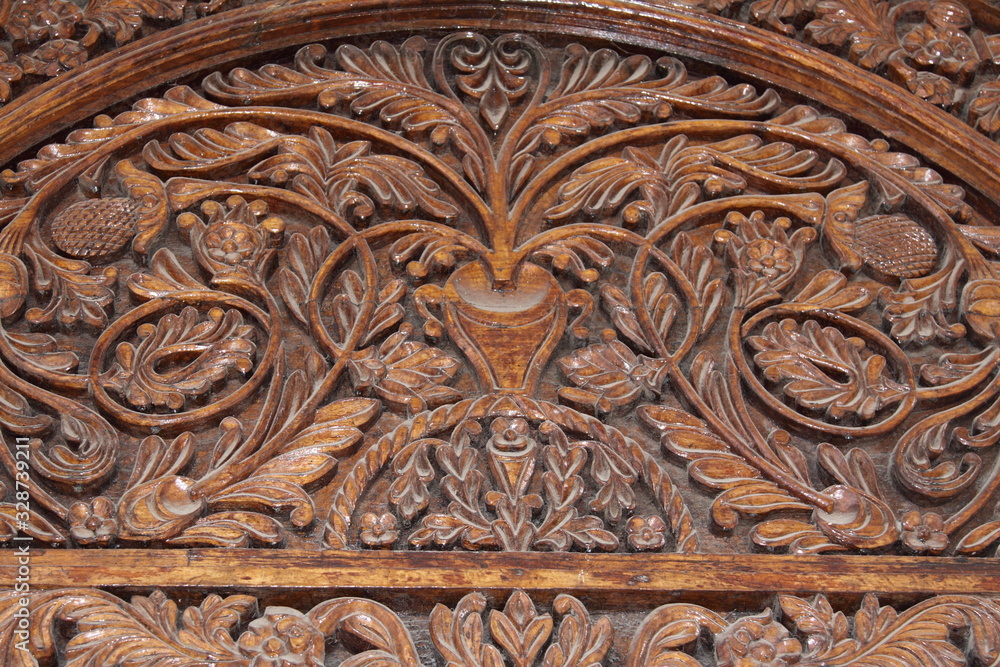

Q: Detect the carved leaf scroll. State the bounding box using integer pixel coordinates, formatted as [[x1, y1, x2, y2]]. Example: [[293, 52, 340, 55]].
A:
[[99, 306, 256, 411], [546, 135, 843, 227], [6, 588, 1000, 666], [748, 318, 909, 421], [47, 589, 252, 665], [22, 240, 117, 329], [149, 124, 460, 224]]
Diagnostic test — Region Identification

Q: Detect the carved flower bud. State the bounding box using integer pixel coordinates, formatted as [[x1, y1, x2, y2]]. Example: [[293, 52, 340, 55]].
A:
[[490, 417, 530, 449], [926, 0, 973, 30], [0, 253, 27, 319], [962, 279, 1000, 340]]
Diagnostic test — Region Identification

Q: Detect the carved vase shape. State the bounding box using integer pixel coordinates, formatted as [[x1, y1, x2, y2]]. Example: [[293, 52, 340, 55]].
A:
[[442, 261, 566, 393]]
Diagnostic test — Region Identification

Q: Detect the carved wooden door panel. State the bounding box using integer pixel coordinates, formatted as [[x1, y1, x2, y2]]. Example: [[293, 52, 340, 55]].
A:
[[3, 0, 1000, 664]]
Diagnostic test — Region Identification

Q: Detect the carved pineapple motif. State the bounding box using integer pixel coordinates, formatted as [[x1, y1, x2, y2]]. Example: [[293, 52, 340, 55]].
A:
[[849, 213, 938, 280], [49, 197, 140, 262]]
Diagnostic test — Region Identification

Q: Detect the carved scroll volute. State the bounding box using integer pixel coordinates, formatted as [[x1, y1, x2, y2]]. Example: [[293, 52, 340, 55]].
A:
[[441, 261, 566, 393]]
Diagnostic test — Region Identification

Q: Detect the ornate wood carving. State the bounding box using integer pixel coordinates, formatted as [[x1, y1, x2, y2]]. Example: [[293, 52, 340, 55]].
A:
[[5, 587, 1000, 665], [0, 29, 996, 556], [682, 0, 1000, 137], [0, 0, 263, 104], [1, 0, 1000, 663]]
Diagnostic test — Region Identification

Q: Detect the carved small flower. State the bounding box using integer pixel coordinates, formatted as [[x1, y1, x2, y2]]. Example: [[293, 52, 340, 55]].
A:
[[68, 497, 118, 547], [714, 211, 814, 301], [5, 0, 82, 46], [901, 510, 948, 554], [360, 512, 399, 548], [181, 196, 285, 281], [204, 222, 260, 266], [626, 515, 667, 551], [742, 239, 793, 281], [237, 607, 325, 667], [716, 610, 802, 667]]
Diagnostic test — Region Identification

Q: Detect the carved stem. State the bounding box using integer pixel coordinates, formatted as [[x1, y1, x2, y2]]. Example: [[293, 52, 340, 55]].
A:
[[667, 354, 835, 511]]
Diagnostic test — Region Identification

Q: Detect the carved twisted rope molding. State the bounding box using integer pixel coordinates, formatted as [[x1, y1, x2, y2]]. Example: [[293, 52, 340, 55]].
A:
[[2, 0, 1000, 664]]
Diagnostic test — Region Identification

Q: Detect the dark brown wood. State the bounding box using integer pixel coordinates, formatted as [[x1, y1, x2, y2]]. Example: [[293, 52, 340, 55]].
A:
[[6, 550, 1000, 596], [3, 0, 1000, 664]]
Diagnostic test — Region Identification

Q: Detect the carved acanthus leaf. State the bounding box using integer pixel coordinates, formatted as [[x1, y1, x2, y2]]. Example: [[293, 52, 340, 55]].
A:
[[23, 239, 117, 329], [347, 323, 462, 414], [805, 0, 899, 70], [60, 589, 251, 665], [3, 86, 222, 195], [556, 339, 668, 414], [99, 306, 256, 412], [547, 133, 843, 231], [881, 260, 966, 346], [8, 589, 1000, 666], [277, 225, 331, 326], [748, 318, 909, 421]]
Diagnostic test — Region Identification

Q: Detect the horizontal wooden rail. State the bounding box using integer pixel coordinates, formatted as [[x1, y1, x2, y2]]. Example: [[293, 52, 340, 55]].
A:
[[5, 550, 999, 598]]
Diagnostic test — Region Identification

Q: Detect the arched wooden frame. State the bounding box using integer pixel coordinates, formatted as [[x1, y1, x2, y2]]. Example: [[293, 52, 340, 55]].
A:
[[2, 0, 1000, 664]]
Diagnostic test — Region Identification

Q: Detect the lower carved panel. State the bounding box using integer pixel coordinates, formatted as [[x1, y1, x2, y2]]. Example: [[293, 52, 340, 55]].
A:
[[3, 586, 998, 665]]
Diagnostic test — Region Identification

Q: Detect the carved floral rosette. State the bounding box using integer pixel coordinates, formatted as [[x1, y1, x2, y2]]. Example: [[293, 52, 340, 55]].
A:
[[2, 26, 1000, 563]]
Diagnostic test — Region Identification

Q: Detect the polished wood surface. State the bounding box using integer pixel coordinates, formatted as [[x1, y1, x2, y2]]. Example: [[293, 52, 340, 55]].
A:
[[2, 0, 1000, 664]]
